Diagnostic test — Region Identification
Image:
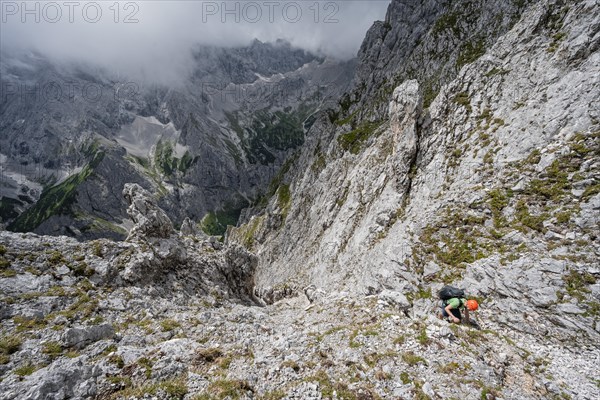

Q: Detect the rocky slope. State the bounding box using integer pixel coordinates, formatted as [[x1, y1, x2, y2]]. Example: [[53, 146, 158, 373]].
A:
[[1, 182, 598, 400], [226, 0, 600, 388], [0, 40, 354, 240]]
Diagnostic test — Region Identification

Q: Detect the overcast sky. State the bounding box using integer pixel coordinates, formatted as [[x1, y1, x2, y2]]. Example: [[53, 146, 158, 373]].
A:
[[1, 0, 391, 84]]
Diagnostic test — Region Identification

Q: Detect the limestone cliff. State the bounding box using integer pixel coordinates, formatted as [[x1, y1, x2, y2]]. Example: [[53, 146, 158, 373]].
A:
[[230, 0, 600, 345]]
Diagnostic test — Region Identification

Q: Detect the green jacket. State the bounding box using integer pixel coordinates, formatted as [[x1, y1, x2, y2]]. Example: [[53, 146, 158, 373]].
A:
[[446, 298, 466, 309]]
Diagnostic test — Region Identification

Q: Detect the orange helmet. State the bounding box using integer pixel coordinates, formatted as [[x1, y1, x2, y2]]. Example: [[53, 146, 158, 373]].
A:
[[466, 299, 479, 311]]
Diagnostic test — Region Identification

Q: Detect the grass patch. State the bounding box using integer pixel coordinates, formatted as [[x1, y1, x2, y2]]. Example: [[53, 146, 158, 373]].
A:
[[338, 121, 382, 155], [200, 204, 246, 237], [111, 376, 188, 400], [0, 335, 22, 364], [42, 341, 63, 359], [160, 319, 181, 332], [454, 92, 472, 113], [457, 39, 486, 69], [197, 379, 253, 400], [402, 351, 426, 366], [9, 149, 104, 232], [14, 362, 40, 376]]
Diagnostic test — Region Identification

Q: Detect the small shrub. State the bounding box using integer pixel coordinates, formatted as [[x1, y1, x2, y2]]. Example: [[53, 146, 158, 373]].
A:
[[47, 250, 66, 265], [109, 354, 125, 368], [160, 319, 181, 332], [194, 347, 223, 364], [42, 341, 63, 359], [454, 92, 472, 113], [281, 360, 300, 372], [0, 336, 22, 360], [205, 379, 253, 399], [338, 121, 383, 155], [416, 327, 430, 346], [437, 361, 461, 374], [400, 371, 411, 384], [402, 351, 426, 366], [14, 362, 39, 376]]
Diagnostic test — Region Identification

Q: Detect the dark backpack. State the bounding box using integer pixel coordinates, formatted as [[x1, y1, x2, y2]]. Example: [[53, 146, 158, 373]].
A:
[[438, 285, 465, 301]]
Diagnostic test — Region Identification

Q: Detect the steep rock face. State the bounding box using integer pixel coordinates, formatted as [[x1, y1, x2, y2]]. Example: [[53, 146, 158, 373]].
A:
[[389, 80, 422, 195], [231, 0, 600, 347], [348, 0, 535, 121]]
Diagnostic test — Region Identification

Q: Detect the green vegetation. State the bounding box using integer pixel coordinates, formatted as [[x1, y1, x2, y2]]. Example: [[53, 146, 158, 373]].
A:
[[154, 140, 197, 176], [195, 379, 253, 400], [364, 350, 397, 368], [276, 184, 291, 217], [422, 80, 440, 109], [194, 348, 224, 364], [14, 315, 48, 333], [258, 390, 286, 400], [42, 341, 63, 359], [402, 351, 426, 366], [453, 92, 472, 113], [111, 376, 188, 400], [160, 319, 181, 332], [548, 31, 567, 53], [582, 184, 600, 201], [487, 189, 509, 228], [47, 250, 66, 265], [338, 121, 383, 154], [485, 67, 510, 78], [433, 12, 461, 37], [513, 200, 548, 233], [525, 149, 542, 165], [304, 370, 361, 400], [14, 362, 39, 376], [235, 215, 265, 250], [457, 40, 486, 69], [563, 270, 596, 302], [200, 207, 243, 237], [227, 105, 314, 165], [525, 160, 571, 201], [154, 139, 176, 175], [9, 149, 104, 232], [416, 326, 430, 346], [400, 371, 411, 385], [311, 152, 327, 174], [437, 361, 462, 374], [0, 335, 22, 364]]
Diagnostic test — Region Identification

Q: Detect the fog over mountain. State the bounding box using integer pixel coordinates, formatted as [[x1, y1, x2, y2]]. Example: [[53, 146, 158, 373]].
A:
[[1, 0, 391, 85]]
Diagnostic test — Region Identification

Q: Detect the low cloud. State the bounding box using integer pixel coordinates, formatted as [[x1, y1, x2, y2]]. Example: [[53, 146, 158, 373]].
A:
[[1, 0, 390, 85]]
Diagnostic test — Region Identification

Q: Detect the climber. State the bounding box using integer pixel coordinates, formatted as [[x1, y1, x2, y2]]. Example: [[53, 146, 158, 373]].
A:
[[439, 297, 479, 324]]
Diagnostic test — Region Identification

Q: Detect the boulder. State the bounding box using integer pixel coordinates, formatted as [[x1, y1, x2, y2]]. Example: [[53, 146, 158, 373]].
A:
[[180, 217, 199, 237], [123, 183, 174, 240], [378, 289, 411, 310], [62, 324, 116, 349]]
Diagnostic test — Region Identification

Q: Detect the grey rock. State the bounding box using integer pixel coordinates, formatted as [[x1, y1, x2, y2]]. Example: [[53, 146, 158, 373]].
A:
[[123, 183, 175, 239], [304, 285, 325, 303], [0, 303, 12, 321], [21, 357, 99, 400], [557, 304, 585, 315], [180, 217, 198, 237], [378, 290, 411, 310], [423, 262, 441, 278], [544, 231, 564, 241], [62, 324, 115, 350]]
